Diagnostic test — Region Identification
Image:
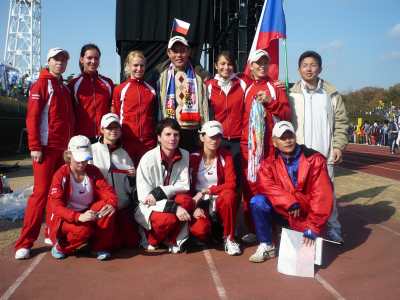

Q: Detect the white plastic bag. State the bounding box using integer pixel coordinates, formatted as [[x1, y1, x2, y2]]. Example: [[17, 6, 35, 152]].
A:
[[0, 186, 33, 221]]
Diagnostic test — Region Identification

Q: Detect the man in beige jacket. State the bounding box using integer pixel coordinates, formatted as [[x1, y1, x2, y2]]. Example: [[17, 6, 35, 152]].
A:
[[288, 50, 349, 243]]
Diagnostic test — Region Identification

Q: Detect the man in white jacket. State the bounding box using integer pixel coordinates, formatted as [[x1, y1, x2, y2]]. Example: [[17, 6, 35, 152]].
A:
[[289, 51, 349, 244], [135, 118, 193, 253]]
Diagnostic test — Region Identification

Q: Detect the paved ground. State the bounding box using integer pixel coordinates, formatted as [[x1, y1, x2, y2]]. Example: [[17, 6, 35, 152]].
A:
[[0, 145, 399, 300]]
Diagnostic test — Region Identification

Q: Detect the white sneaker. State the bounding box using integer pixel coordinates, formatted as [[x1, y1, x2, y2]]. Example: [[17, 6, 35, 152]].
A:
[[249, 243, 276, 263], [44, 238, 53, 246], [241, 233, 257, 244], [168, 244, 181, 254], [15, 248, 30, 260], [224, 238, 241, 256], [146, 244, 158, 252]]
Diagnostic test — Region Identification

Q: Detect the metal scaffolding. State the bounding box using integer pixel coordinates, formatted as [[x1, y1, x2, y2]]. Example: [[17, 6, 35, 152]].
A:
[[3, 0, 41, 81]]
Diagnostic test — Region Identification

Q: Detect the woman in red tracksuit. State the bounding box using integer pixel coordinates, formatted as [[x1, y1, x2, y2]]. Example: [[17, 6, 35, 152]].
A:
[[112, 50, 157, 167], [68, 44, 114, 142], [206, 51, 247, 185], [189, 121, 241, 256], [48, 135, 118, 260], [240, 49, 291, 241], [15, 48, 75, 260]]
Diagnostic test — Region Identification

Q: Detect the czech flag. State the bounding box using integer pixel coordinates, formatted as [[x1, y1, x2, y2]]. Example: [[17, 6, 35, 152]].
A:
[[245, 0, 286, 80], [172, 18, 190, 36]]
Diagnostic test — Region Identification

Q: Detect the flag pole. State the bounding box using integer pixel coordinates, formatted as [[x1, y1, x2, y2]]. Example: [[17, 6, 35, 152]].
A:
[[283, 38, 289, 92]]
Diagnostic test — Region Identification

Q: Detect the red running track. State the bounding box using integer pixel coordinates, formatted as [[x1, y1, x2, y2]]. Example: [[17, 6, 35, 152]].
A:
[[342, 143, 400, 181]]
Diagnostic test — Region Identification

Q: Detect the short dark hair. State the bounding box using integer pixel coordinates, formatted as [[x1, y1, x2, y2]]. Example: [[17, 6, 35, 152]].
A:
[[156, 118, 181, 136], [298, 51, 322, 68], [79, 43, 101, 71]]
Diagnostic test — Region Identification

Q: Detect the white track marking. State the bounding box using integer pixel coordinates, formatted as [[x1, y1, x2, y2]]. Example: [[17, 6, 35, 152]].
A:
[[0, 253, 46, 300], [315, 273, 346, 300], [202, 249, 228, 300]]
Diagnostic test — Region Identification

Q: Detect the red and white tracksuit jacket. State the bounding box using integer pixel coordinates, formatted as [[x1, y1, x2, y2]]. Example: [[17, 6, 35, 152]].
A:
[[112, 78, 157, 167], [47, 164, 118, 253], [189, 149, 237, 240], [240, 78, 291, 231], [26, 68, 75, 151], [206, 76, 246, 140], [15, 69, 75, 251], [257, 146, 333, 235], [68, 72, 113, 139]]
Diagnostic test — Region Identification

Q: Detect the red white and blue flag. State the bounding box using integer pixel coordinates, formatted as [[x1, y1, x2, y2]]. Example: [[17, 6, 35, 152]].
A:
[[245, 0, 286, 80], [172, 18, 190, 36]]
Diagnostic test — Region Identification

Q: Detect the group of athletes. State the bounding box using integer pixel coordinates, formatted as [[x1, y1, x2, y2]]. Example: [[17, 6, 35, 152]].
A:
[[13, 34, 349, 264]]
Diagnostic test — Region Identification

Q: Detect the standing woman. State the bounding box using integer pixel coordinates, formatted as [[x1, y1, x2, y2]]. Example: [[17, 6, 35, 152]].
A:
[[112, 50, 157, 167], [206, 51, 247, 185], [15, 48, 75, 259], [68, 43, 114, 142]]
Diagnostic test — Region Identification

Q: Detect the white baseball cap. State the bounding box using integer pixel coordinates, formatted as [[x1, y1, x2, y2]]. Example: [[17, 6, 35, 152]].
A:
[[168, 36, 189, 49], [100, 113, 120, 129], [68, 135, 92, 162], [248, 49, 270, 63], [47, 47, 70, 61], [199, 121, 223, 137], [272, 121, 295, 138]]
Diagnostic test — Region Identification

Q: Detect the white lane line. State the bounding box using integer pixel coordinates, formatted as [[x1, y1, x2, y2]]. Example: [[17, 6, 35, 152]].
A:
[[0, 253, 46, 300], [202, 249, 228, 300], [315, 273, 346, 300]]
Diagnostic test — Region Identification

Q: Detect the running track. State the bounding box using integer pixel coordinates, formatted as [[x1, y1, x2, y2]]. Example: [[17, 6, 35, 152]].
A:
[[342, 143, 400, 181], [1, 144, 400, 300]]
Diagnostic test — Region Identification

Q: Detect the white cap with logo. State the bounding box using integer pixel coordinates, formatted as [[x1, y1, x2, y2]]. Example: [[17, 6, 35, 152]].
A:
[[47, 48, 70, 61], [248, 49, 270, 63], [68, 135, 92, 162], [272, 121, 295, 138], [100, 113, 120, 129], [199, 120, 223, 137], [168, 36, 189, 49]]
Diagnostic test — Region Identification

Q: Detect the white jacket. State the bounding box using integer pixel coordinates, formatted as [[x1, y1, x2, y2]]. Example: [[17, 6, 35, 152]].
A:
[[91, 141, 135, 209], [134, 145, 190, 226]]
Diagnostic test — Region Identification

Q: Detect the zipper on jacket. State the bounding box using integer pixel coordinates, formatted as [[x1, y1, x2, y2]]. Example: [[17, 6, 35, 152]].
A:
[[92, 77, 97, 138]]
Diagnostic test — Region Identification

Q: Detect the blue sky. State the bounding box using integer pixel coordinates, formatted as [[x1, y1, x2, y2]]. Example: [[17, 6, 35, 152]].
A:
[[1, 0, 399, 92]]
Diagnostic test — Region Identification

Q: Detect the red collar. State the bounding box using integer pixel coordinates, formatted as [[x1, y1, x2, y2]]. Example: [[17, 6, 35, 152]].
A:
[[161, 148, 182, 167]]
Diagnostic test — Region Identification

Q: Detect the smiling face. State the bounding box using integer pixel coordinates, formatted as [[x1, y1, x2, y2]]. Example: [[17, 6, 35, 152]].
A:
[[215, 55, 234, 79], [128, 56, 146, 80], [250, 56, 269, 80], [167, 43, 190, 71], [48, 53, 68, 77], [272, 131, 296, 155], [298, 56, 321, 86], [200, 133, 222, 153], [101, 122, 121, 145], [80, 48, 100, 74], [158, 126, 180, 153], [70, 156, 88, 174]]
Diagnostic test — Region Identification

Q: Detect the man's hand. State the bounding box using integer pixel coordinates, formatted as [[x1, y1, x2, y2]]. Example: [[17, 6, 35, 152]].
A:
[[78, 210, 97, 222], [143, 194, 157, 206], [303, 229, 317, 247], [303, 237, 315, 247], [31, 150, 43, 163], [192, 192, 203, 203], [332, 148, 343, 164], [97, 204, 115, 218], [176, 206, 191, 222], [193, 207, 206, 219]]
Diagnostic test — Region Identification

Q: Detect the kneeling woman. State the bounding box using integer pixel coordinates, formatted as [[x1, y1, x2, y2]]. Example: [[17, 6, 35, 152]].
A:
[[48, 135, 118, 260], [189, 121, 241, 255]]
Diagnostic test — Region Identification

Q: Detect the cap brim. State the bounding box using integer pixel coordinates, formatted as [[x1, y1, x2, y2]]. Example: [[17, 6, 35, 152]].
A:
[[71, 151, 92, 162], [206, 128, 223, 137]]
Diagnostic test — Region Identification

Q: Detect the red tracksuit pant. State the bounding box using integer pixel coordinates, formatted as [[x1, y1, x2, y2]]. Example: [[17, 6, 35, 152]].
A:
[[55, 201, 115, 254], [190, 189, 237, 241], [147, 193, 194, 246], [15, 148, 64, 250]]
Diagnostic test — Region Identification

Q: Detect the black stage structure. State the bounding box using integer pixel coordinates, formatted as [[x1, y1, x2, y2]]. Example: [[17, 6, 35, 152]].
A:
[[115, 0, 264, 82]]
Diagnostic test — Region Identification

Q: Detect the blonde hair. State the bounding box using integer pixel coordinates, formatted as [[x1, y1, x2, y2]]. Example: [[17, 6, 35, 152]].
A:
[[63, 150, 72, 163], [124, 50, 146, 78]]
